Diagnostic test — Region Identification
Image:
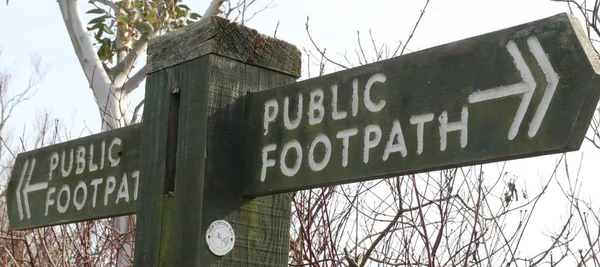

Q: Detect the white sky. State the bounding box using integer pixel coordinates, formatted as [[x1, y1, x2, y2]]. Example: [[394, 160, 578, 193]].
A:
[[1, 0, 599, 262], [0, 0, 573, 130], [0, 0, 572, 133]]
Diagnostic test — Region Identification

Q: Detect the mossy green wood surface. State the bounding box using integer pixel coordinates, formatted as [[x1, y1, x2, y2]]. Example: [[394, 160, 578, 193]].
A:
[[134, 15, 301, 267], [133, 64, 177, 266], [167, 55, 296, 266], [244, 13, 600, 196], [6, 124, 142, 230]]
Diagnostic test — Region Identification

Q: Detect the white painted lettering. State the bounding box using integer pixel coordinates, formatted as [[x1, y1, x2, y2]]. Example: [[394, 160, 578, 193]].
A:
[[280, 140, 302, 177], [116, 172, 130, 204], [308, 134, 331, 171], [49, 152, 59, 180], [100, 140, 106, 170], [88, 143, 98, 172], [73, 181, 87, 210], [90, 178, 103, 208], [410, 113, 434, 155], [352, 79, 359, 117], [439, 106, 469, 151], [61, 149, 73, 177], [284, 94, 302, 130], [263, 99, 278, 135], [383, 120, 408, 161], [108, 138, 121, 167], [260, 144, 277, 182], [336, 128, 358, 167], [363, 124, 382, 163], [75, 146, 85, 175], [45, 187, 56, 216], [57, 185, 70, 214], [331, 85, 347, 120], [132, 170, 140, 201], [364, 73, 387, 112], [104, 176, 116, 206], [308, 89, 325, 125]]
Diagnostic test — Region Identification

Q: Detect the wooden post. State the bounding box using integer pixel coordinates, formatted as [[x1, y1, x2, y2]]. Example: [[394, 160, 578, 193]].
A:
[[133, 17, 301, 266]]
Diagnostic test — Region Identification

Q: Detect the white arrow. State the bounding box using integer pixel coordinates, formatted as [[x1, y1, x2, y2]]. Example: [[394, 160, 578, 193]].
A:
[[15, 158, 48, 220], [15, 159, 29, 220], [526, 36, 559, 138], [468, 35, 559, 140]]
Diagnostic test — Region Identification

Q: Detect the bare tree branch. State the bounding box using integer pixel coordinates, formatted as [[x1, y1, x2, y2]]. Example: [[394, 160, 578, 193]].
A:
[[119, 65, 146, 95], [57, 0, 112, 89], [110, 34, 149, 78], [130, 99, 144, 124], [305, 16, 349, 70], [396, 0, 430, 56], [203, 0, 228, 19]]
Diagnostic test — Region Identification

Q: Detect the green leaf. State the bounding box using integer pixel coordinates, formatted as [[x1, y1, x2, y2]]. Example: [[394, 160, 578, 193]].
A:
[[89, 23, 103, 30], [103, 25, 114, 35], [97, 41, 110, 60], [134, 22, 154, 33], [86, 8, 105, 14], [95, 28, 104, 40], [176, 9, 185, 18], [88, 16, 106, 25], [118, 23, 128, 32], [190, 13, 201, 20], [116, 15, 131, 24]]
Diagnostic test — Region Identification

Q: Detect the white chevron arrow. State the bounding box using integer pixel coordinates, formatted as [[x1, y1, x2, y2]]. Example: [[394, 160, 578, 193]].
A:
[[468, 35, 559, 140], [15, 158, 48, 220]]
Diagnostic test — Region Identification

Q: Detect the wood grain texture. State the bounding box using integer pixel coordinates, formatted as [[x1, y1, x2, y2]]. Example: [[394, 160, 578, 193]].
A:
[[243, 13, 600, 196], [133, 66, 178, 266], [135, 14, 301, 266], [163, 54, 295, 267], [6, 124, 142, 230], [147, 16, 301, 78]]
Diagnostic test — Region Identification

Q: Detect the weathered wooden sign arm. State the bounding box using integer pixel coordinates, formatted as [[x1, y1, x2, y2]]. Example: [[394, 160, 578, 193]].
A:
[[6, 123, 142, 230], [243, 13, 600, 197]]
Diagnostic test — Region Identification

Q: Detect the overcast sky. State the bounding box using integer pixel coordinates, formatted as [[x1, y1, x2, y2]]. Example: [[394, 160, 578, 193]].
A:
[[1, 0, 599, 260], [0, 0, 571, 134]]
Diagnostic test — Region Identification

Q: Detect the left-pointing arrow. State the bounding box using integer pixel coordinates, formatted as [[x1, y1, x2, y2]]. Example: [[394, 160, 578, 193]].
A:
[[15, 158, 47, 220]]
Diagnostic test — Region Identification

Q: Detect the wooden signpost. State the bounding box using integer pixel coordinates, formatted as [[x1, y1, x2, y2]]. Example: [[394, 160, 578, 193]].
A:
[[132, 17, 301, 267], [4, 12, 600, 267]]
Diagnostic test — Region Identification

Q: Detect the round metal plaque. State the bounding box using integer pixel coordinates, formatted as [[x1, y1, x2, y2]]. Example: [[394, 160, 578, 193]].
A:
[[206, 220, 235, 256]]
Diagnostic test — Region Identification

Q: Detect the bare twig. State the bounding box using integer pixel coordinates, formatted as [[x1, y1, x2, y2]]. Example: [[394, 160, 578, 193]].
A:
[[396, 0, 430, 56], [305, 16, 349, 70]]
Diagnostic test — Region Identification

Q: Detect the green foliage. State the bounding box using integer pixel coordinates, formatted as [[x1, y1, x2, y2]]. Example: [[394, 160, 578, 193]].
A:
[[86, 0, 202, 66]]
